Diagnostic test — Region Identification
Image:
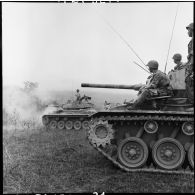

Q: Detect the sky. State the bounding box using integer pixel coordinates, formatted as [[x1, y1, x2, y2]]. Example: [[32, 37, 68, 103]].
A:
[[2, 2, 194, 91]]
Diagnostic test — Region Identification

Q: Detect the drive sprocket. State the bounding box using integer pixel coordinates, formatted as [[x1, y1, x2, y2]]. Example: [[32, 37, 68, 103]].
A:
[[88, 120, 114, 147]]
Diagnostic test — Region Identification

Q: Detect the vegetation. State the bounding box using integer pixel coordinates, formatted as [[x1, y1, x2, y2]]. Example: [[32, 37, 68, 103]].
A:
[[3, 83, 194, 193], [3, 126, 194, 193]]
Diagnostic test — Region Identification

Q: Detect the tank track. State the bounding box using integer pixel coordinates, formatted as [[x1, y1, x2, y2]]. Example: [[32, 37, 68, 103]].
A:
[[88, 114, 194, 176], [42, 114, 91, 130]]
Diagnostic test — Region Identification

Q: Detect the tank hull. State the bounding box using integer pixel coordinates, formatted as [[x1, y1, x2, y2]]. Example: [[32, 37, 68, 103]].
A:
[[87, 109, 194, 175], [42, 105, 96, 130]]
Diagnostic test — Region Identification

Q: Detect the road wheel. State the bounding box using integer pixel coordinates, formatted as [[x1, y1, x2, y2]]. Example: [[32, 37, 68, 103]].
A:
[[57, 120, 65, 130], [118, 137, 148, 168], [49, 120, 57, 130], [74, 120, 82, 130], [65, 120, 73, 130], [152, 138, 185, 170], [82, 120, 89, 129]]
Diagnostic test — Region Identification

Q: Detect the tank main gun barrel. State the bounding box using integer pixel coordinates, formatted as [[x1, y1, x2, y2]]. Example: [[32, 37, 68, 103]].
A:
[[81, 83, 143, 91]]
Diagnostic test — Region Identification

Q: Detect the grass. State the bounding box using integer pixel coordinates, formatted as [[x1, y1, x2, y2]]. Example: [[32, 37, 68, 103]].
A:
[[3, 125, 194, 193]]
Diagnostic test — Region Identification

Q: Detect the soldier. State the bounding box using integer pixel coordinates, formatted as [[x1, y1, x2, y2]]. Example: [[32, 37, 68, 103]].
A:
[[75, 89, 81, 102], [185, 22, 194, 104], [186, 23, 193, 67], [127, 60, 173, 109], [104, 100, 111, 110], [172, 53, 185, 70]]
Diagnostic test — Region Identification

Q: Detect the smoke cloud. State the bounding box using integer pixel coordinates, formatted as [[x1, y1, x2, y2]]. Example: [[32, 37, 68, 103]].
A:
[[3, 85, 48, 129], [3, 83, 136, 130]]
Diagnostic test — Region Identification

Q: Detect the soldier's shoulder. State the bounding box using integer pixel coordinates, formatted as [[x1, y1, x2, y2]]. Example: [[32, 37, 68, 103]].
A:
[[154, 70, 169, 79], [154, 70, 164, 76]]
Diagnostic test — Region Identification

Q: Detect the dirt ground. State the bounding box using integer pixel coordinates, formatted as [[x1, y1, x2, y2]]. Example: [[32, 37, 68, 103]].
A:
[[3, 126, 194, 193]]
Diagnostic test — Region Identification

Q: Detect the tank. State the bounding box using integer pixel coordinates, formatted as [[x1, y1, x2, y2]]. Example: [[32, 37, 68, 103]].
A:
[[42, 94, 96, 130], [81, 68, 194, 175]]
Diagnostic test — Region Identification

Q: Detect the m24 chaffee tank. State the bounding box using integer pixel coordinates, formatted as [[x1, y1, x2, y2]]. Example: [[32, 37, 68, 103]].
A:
[[81, 68, 194, 175], [42, 95, 96, 130]]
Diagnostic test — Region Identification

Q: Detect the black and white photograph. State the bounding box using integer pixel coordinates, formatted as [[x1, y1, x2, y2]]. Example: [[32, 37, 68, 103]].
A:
[[2, 1, 194, 193]]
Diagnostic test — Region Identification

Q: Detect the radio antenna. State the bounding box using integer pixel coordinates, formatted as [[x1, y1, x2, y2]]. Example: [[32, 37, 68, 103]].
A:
[[98, 14, 146, 67], [164, 3, 180, 73]]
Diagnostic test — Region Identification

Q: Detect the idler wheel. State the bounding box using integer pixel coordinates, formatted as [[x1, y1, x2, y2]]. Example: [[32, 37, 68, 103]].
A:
[[65, 120, 73, 130], [88, 120, 114, 147], [82, 120, 89, 129], [49, 120, 57, 130], [152, 138, 185, 170], [57, 120, 65, 130], [188, 144, 194, 169], [74, 120, 82, 130], [182, 121, 194, 136], [118, 137, 148, 168]]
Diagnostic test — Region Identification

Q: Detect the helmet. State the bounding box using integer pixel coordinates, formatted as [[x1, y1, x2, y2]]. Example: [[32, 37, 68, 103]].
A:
[[186, 23, 193, 30], [146, 60, 159, 69], [172, 53, 182, 61], [76, 89, 79, 92]]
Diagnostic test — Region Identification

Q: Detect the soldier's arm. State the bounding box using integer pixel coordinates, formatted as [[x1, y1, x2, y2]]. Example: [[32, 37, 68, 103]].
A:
[[187, 40, 193, 63], [190, 40, 193, 55]]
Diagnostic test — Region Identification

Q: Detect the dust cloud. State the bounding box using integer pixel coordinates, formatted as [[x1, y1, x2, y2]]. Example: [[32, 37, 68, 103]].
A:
[[3, 85, 51, 129]]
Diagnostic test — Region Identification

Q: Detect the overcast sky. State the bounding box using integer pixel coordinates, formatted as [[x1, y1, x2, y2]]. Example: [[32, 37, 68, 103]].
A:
[[2, 2, 194, 91]]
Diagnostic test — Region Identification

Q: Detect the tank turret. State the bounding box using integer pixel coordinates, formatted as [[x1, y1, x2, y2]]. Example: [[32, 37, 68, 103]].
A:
[[81, 72, 193, 112]]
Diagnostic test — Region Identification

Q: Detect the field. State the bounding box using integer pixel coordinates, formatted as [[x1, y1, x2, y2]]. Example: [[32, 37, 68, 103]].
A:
[[3, 125, 194, 193], [3, 85, 194, 193]]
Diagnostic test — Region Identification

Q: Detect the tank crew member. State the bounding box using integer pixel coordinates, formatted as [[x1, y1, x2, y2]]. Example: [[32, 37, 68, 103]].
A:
[[127, 60, 173, 109], [75, 89, 81, 102], [172, 53, 185, 70], [82, 94, 91, 103], [104, 100, 111, 110], [185, 22, 194, 104]]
